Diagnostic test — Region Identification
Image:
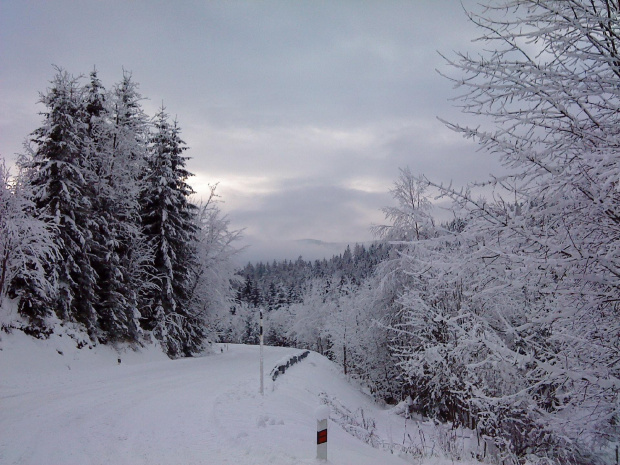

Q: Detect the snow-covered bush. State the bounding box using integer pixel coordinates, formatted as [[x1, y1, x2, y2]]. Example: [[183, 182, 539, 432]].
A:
[[0, 161, 58, 333]]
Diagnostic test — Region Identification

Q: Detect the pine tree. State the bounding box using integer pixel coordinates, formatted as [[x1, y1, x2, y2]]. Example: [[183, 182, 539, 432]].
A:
[[110, 71, 153, 330], [22, 68, 99, 336], [84, 69, 144, 343], [140, 107, 200, 357], [84, 70, 121, 338]]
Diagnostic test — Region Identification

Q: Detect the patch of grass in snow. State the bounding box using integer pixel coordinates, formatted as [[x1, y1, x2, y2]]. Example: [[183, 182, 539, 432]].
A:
[[319, 391, 505, 464], [319, 392, 427, 461]]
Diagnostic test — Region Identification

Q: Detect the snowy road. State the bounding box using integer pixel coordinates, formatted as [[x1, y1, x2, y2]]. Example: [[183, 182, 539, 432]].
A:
[[1, 336, 425, 465], [2, 344, 276, 464]]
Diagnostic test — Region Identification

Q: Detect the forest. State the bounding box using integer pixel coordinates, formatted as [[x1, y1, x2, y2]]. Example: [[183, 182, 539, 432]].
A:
[[1, 1, 619, 464]]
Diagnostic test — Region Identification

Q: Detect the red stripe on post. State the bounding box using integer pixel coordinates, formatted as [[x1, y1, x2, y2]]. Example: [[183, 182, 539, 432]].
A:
[[317, 429, 327, 444]]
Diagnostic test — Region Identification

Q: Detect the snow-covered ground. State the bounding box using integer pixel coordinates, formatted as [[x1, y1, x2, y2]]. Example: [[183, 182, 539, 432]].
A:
[[0, 331, 479, 465]]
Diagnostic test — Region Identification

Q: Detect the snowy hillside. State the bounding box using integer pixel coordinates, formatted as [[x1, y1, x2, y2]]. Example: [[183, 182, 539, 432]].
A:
[[1, 332, 479, 465]]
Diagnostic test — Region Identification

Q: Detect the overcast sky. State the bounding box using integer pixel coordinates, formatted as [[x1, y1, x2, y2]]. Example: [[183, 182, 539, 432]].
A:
[[0, 0, 502, 262]]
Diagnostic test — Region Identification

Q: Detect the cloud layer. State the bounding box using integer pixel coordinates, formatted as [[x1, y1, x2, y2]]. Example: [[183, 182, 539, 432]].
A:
[[1, 0, 499, 261]]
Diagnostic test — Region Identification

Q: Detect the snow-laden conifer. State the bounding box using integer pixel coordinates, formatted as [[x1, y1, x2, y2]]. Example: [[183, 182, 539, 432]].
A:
[[21, 68, 99, 336], [140, 107, 200, 357], [109, 71, 154, 328], [85, 70, 150, 342]]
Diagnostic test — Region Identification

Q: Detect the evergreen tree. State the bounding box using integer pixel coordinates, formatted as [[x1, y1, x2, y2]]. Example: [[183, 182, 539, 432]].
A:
[[84, 70, 126, 340], [84, 69, 143, 342], [140, 107, 199, 357], [21, 68, 99, 336], [110, 71, 153, 327]]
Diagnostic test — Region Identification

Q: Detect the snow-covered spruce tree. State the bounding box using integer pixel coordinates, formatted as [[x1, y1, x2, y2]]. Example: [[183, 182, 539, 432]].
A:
[[0, 161, 58, 332], [84, 69, 152, 343], [140, 107, 201, 357], [19, 68, 100, 336], [407, 1, 620, 462], [82, 70, 139, 342], [109, 71, 154, 326]]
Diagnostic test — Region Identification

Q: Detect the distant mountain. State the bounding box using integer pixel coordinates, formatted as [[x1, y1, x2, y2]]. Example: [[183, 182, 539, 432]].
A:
[[295, 238, 341, 247]]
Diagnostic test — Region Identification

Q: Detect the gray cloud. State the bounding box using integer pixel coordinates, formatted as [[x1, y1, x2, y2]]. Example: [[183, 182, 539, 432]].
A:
[[1, 0, 495, 261]]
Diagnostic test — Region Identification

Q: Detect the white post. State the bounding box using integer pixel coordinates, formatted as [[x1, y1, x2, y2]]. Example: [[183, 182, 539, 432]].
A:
[[315, 405, 329, 460], [259, 308, 264, 396]]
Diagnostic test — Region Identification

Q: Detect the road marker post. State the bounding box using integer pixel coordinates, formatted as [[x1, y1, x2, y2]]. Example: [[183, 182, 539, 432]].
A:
[[315, 405, 329, 460], [259, 308, 264, 396]]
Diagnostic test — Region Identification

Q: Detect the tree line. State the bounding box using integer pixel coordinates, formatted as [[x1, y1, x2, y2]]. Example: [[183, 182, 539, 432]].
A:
[[235, 243, 390, 310]]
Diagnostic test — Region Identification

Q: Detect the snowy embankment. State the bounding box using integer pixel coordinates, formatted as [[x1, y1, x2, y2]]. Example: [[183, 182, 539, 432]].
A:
[[0, 332, 478, 465]]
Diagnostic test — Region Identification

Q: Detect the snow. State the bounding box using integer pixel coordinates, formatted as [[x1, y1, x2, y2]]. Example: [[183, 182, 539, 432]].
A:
[[315, 405, 330, 421], [0, 331, 479, 465]]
